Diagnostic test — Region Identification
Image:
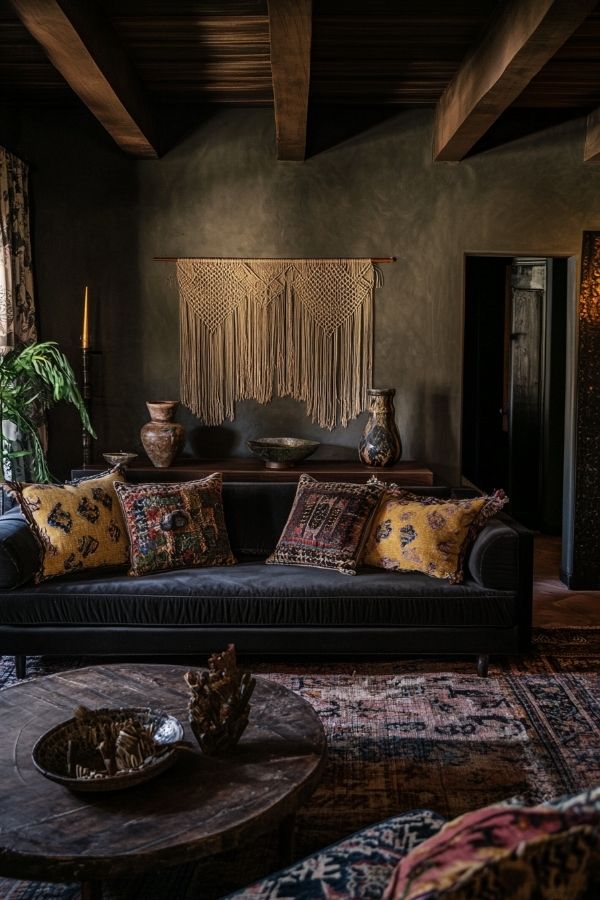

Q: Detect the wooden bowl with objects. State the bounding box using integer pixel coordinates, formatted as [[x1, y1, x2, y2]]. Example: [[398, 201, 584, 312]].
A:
[[32, 706, 184, 792]]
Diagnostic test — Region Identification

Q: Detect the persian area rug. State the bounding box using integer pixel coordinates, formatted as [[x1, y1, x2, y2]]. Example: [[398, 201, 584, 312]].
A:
[[1, 628, 598, 900]]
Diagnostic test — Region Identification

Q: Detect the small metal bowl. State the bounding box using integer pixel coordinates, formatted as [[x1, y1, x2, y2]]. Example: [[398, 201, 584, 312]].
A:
[[247, 437, 320, 469], [32, 707, 183, 792], [102, 452, 138, 468]]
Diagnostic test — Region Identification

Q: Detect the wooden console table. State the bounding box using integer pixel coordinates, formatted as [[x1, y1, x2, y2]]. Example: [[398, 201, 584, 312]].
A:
[[73, 459, 435, 485]]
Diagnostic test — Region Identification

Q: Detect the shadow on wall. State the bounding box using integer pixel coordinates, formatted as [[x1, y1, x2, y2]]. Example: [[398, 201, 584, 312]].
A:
[[411, 386, 454, 484], [467, 108, 589, 158], [38, 116, 143, 480], [306, 105, 406, 158], [181, 395, 368, 461], [187, 425, 359, 463], [159, 104, 223, 157], [188, 425, 238, 458]]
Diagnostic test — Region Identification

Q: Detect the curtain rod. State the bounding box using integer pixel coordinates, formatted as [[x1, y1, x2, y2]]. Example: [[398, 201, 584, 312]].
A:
[[153, 256, 396, 264]]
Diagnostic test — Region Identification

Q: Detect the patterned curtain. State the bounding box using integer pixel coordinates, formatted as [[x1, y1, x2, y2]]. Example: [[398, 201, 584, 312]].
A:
[[0, 147, 38, 482], [0, 147, 36, 352]]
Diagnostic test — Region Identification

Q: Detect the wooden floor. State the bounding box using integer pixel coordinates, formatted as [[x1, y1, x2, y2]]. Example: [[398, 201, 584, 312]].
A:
[[533, 535, 599, 627]]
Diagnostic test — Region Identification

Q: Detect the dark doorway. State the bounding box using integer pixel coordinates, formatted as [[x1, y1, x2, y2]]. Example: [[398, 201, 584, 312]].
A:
[[462, 255, 567, 532]]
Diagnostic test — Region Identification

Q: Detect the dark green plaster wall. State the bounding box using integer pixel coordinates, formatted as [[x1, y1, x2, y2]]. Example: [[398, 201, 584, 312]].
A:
[[4, 105, 600, 481]]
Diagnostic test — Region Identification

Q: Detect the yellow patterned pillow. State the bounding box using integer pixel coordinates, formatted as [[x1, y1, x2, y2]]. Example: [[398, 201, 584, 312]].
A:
[[7, 469, 129, 582], [362, 487, 507, 583]]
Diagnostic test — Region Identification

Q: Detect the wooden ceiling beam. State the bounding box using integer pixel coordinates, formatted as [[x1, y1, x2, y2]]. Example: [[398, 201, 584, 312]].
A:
[[268, 0, 312, 161], [8, 0, 159, 158], [433, 0, 597, 162], [584, 107, 600, 162]]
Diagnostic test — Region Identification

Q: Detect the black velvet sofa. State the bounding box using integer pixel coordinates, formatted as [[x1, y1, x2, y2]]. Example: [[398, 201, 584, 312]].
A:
[[0, 482, 533, 679]]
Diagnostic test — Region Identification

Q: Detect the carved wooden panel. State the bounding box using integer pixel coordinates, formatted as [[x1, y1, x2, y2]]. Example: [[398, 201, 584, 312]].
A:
[[570, 231, 600, 587], [509, 282, 543, 526]]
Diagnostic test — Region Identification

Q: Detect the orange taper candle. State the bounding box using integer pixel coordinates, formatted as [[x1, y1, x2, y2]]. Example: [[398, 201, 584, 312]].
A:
[[82, 286, 89, 349]]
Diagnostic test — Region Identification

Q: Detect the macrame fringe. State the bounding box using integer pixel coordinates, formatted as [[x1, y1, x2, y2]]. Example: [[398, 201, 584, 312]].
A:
[[177, 258, 378, 429]]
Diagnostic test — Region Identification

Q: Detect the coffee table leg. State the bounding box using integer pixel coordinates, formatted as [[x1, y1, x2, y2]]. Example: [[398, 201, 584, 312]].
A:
[[277, 813, 296, 867], [81, 880, 102, 900]]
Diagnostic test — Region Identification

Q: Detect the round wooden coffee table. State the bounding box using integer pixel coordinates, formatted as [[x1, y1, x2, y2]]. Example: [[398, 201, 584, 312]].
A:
[[0, 664, 326, 898]]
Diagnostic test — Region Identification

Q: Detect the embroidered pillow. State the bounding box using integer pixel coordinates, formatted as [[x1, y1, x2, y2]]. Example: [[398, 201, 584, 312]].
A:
[[114, 473, 235, 576], [383, 787, 600, 899], [7, 468, 129, 582], [362, 486, 507, 584], [266, 474, 384, 575]]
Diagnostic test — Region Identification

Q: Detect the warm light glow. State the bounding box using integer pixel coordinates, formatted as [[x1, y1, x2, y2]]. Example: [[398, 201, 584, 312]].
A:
[[82, 286, 89, 349], [579, 234, 600, 325]]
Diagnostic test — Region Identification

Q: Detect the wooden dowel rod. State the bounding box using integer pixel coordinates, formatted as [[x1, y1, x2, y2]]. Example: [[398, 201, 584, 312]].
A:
[[153, 256, 396, 263]]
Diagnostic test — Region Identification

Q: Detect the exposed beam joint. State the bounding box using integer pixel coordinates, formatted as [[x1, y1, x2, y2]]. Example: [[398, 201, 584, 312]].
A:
[[433, 0, 597, 162], [9, 0, 159, 158], [268, 0, 312, 161]]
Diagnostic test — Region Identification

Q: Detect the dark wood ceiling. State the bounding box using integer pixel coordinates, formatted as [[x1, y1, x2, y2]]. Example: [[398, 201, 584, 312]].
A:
[[518, 6, 600, 108], [2, 0, 600, 111], [2, 0, 600, 163]]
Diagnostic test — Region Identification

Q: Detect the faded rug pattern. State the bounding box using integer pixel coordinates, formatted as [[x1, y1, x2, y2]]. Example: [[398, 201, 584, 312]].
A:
[[0, 628, 598, 899]]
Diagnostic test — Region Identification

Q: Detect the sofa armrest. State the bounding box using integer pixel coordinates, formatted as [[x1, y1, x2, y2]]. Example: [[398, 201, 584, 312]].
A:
[[0, 508, 40, 589], [467, 518, 521, 591], [467, 513, 534, 651]]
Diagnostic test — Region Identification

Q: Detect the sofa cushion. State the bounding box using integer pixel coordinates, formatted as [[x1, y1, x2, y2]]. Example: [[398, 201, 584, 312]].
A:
[[383, 786, 600, 899], [0, 484, 521, 593], [0, 479, 293, 588], [267, 475, 384, 575], [221, 483, 455, 559], [6, 468, 129, 582], [0, 562, 517, 628], [363, 487, 508, 584], [114, 473, 235, 576]]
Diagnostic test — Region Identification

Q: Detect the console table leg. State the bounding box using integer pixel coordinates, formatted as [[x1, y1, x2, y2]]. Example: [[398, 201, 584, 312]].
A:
[[81, 880, 102, 900], [277, 814, 296, 867]]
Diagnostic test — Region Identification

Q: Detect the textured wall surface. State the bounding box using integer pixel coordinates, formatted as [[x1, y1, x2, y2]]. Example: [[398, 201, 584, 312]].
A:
[[2, 105, 600, 482]]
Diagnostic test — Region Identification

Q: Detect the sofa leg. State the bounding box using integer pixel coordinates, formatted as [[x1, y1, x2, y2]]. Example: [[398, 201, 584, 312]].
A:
[[476, 654, 489, 677], [14, 655, 26, 679]]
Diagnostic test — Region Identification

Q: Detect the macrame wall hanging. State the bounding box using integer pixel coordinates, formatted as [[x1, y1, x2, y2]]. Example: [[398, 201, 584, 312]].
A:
[[176, 258, 381, 430]]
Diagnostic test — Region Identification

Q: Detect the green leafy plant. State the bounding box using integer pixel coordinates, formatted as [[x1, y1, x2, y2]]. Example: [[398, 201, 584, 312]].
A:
[[0, 341, 95, 483]]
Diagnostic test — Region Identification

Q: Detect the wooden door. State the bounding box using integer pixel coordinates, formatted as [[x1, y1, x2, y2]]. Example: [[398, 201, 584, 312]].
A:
[[508, 260, 545, 526]]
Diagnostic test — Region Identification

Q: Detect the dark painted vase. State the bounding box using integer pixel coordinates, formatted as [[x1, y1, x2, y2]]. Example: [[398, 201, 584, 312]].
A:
[[358, 388, 402, 467], [140, 401, 185, 468]]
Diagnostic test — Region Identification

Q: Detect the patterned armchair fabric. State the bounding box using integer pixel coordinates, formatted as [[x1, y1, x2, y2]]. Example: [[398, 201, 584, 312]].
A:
[[226, 789, 600, 899], [225, 810, 446, 899]]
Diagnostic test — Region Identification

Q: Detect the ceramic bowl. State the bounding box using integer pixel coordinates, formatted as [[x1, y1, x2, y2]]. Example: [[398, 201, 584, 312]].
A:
[[102, 452, 138, 468], [247, 437, 320, 469], [32, 707, 183, 792]]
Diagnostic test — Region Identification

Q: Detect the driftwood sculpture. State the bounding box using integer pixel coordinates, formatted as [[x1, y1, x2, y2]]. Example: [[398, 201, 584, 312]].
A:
[[185, 644, 256, 755]]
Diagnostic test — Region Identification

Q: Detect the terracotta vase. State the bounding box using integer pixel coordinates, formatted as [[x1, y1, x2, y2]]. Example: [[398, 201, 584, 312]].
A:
[[358, 388, 402, 467], [140, 401, 185, 468]]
